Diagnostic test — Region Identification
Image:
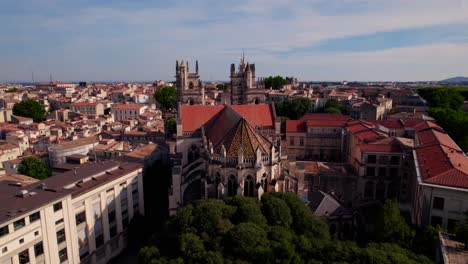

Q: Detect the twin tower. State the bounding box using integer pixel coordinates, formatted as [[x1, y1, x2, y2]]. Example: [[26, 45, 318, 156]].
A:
[[175, 57, 266, 105]]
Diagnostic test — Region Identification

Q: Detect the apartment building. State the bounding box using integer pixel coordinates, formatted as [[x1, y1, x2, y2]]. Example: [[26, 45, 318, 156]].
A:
[[0, 161, 144, 264], [285, 114, 351, 162], [110, 104, 147, 122], [69, 102, 104, 116], [0, 144, 21, 169]]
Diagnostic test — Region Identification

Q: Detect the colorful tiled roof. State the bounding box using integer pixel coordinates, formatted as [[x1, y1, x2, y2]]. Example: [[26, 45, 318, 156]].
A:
[[214, 118, 272, 158]]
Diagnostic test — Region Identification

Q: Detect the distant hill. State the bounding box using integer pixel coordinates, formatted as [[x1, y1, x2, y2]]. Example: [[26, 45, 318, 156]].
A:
[[440, 76, 468, 83]]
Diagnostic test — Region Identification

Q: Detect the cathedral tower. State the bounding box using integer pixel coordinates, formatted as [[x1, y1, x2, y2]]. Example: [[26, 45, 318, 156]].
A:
[[176, 60, 204, 105], [229, 54, 265, 105]]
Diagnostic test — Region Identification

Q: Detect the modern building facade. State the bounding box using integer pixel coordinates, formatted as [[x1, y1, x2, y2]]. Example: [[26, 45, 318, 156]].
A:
[[0, 161, 144, 264]]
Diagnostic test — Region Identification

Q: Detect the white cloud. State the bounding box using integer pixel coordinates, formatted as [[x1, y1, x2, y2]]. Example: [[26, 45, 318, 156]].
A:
[[1, 0, 468, 81]]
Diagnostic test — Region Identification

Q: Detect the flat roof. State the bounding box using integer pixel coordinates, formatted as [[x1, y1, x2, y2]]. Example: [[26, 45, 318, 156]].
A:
[[0, 161, 142, 225], [48, 137, 97, 151]]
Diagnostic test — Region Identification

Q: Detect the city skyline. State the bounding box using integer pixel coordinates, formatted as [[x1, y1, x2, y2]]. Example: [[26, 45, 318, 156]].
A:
[[2, 0, 468, 82]]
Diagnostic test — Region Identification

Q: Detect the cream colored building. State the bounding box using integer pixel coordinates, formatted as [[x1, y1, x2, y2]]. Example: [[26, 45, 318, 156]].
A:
[[70, 103, 104, 116], [0, 161, 144, 264], [0, 144, 21, 169], [110, 104, 146, 122]]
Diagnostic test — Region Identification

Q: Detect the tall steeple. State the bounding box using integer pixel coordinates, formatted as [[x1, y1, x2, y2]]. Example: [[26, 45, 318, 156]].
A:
[[196, 60, 199, 75]]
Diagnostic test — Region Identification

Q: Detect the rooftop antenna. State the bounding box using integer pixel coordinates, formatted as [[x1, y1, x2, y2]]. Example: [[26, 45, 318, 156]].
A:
[[49, 74, 53, 83], [32, 72, 34, 84]]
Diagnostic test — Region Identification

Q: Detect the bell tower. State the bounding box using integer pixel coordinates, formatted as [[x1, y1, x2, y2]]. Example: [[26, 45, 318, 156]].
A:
[[175, 60, 203, 105]]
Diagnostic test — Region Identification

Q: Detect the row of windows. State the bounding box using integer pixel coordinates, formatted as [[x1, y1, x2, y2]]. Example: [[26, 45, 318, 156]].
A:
[[366, 167, 399, 177], [15, 241, 44, 264], [0, 211, 42, 238], [367, 155, 400, 165]]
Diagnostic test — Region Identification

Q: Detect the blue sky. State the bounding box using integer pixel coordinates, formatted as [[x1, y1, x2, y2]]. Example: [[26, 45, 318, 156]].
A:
[[1, 0, 468, 82]]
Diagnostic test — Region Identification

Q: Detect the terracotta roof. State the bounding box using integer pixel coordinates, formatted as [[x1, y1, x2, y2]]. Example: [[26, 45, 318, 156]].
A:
[[286, 120, 307, 133], [0, 144, 19, 151], [180, 104, 274, 132], [360, 144, 401, 153]]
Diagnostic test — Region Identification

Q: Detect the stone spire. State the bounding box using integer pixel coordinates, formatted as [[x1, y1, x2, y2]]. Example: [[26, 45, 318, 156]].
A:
[[196, 60, 199, 74]]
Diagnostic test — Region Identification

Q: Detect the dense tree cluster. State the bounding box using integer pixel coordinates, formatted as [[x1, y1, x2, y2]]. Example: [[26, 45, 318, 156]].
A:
[[417, 87, 468, 150], [317, 99, 347, 114], [13, 99, 46, 122], [418, 87, 468, 106], [274, 97, 311, 120], [18, 157, 50, 180], [154, 86, 177, 111], [263, 76, 289, 90], [138, 194, 431, 264]]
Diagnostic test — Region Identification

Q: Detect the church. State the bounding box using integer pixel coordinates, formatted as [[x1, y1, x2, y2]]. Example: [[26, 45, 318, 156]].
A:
[[168, 103, 296, 214], [175, 56, 266, 106]]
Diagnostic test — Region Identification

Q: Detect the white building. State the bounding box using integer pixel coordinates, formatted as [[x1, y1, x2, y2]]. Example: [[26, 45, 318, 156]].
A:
[[110, 104, 146, 122], [48, 138, 98, 167], [69, 103, 104, 116], [0, 161, 144, 264]]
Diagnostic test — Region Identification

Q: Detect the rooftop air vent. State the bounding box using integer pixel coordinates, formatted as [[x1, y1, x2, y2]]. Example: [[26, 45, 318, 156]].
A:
[[16, 190, 29, 197]]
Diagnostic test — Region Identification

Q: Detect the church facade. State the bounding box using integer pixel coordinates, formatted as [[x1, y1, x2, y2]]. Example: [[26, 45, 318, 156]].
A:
[[230, 56, 266, 105], [175, 56, 266, 106], [168, 104, 294, 214]]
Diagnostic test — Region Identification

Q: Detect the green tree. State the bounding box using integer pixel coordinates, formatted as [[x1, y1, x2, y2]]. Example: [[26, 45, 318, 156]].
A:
[[374, 199, 414, 248], [275, 97, 311, 120], [428, 108, 468, 150], [154, 86, 177, 111], [264, 76, 289, 89], [13, 99, 46, 122], [18, 157, 50, 180], [226, 222, 270, 261], [5, 88, 18, 93], [166, 117, 176, 135], [261, 193, 293, 227], [412, 225, 441, 259], [324, 107, 341, 114], [225, 196, 267, 227], [216, 83, 227, 90]]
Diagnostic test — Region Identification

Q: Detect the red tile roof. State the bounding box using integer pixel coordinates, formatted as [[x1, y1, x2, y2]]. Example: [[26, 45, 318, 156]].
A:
[[180, 104, 274, 132], [286, 120, 307, 133], [415, 128, 468, 188]]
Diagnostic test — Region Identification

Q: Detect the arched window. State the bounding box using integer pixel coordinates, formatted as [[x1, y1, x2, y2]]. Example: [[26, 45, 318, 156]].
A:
[[364, 181, 374, 198], [214, 172, 221, 198], [189, 82, 194, 89], [187, 145, 199, 164], [228, 175, 238, 197], [261, 173, 268, 192], [243, 175, 254, 197], [254, 98, 259, 104], [285, 178, 290, 192]]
